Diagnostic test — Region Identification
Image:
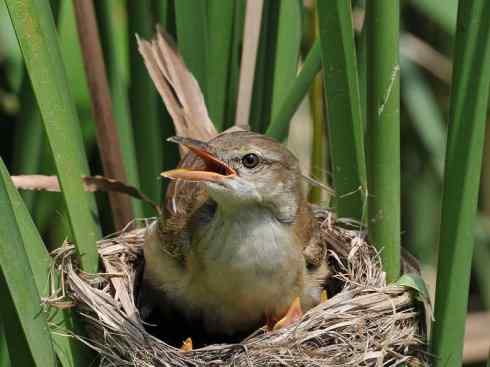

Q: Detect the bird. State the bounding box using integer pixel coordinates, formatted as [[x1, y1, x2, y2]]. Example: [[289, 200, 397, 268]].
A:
[[137, 29, 329, 339], [141, 132, 329, 336]]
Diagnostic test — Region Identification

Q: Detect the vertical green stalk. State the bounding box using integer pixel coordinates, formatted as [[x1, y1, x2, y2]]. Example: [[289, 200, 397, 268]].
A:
[[5, 0, 100, 272], [365, 1, 401, 282], [270, 0, 302, 121], [207, 0, 234, 130], [249, 0, 279, 133], [317, 0, 367, 221], [224, 0, 245, 128], [95, 0, 144, 218], [175, 0, 208, 102], [265, 41, 321, 140], [307, 6, 326, 205], [128, 0, 162, 215], [431, 2, 490, 366]]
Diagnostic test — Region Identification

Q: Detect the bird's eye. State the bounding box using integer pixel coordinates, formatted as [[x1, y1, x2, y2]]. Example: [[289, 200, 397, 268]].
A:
[[241, 153, 259, 169]]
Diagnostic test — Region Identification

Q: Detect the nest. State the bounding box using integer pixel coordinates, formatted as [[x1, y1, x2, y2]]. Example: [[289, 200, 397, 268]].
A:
[[46, 208, 430, 366]]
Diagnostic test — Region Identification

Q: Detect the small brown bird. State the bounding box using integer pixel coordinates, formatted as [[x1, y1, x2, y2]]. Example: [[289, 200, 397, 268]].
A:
[[137, 29, 329, 337], [143, 132, 328, 335]]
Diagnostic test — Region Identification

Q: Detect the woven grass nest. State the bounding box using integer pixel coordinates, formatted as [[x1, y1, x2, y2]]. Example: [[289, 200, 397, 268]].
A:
[[46, 207, 430, 366]]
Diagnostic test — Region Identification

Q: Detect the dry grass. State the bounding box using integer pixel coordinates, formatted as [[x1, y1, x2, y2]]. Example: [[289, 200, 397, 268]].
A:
[[45, 208, 430, 366]]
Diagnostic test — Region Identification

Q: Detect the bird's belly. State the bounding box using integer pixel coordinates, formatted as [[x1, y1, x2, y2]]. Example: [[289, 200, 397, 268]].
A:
[[180, 214, 304, 334]]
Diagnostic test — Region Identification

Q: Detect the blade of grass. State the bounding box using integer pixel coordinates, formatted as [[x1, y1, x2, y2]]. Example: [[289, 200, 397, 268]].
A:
[[265, 41, 321, 140], [431, 2, 490, 365], [0, 317, 10, 367], [0, 168, 56, 367], [5, 0, 100, 272], [224, 0, 245, 129], [1, 159, 95, 367], [153, 0, 180, 195], [73, 0, 133, 229], [175, 0, 208, 103], [248, 0, 279, 133], [207, 0, 234, 130], [94, 0, 144, 219], [270, 0, 302, 123], [128, 0, 162, 216], [234, 0, 263, 129], [365, 0, 401, 282], [306, 5, 327, 205], [11, 0, 60, 211], [317, 0, 367, 221]]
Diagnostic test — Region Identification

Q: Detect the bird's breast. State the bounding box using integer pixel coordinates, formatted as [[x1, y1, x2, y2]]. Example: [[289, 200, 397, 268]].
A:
[[183, 206, 304, 332]]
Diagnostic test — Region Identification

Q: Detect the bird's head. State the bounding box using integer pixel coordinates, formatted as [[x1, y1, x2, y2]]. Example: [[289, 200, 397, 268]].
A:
[[161, 131, 304, 222]]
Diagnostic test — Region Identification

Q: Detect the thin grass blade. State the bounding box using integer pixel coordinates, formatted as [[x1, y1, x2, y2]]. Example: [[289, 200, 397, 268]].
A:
[[5, 0, 100, 272], [175, 0, 208, 103], [248, 0, 279, 133], [431, 2, 490, 365], [128, 0, 162, 215], [317, 0, 367, 221], [1, 160, 95, 366], [266, 41, 321, 140], [207, 0, 234, 130], [270, 0, 302, 122], [94, 0, 144, 219], [224, 0, 245, 128], [0, 165, 56, 367]]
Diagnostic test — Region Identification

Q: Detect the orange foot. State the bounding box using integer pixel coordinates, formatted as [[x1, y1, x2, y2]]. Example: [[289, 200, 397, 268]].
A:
[[180, 337, 193, 352], [266, 297, 303, 331]]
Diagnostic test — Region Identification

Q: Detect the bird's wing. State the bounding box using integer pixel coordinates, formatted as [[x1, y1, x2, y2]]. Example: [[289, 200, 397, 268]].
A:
[[137, 27, 218, 157], [296, 203, 328, 269]]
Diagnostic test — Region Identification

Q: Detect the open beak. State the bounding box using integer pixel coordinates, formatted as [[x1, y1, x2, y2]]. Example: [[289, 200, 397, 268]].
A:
[[161, 136, 236, 183]]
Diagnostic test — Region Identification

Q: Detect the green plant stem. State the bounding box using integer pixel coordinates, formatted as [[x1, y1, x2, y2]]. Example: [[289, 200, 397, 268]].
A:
[[270, 0, 301, 122], [224, 0, 246, 129], [365, 0, 401, 282], [317, 0, 367, 221], [5, 0, 100, 272], [431, 2, 490, 366], [94, 0, 144, 219], [266, 41, 321, 140], [207, 0, 234, 130], [128, 0, 162, 215], [249, 0, 279, 133], [175, 0, 208, 102]]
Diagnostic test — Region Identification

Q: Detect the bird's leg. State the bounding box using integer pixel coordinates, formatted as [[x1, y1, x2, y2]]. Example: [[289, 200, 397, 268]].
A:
[[270, 297, 303, 331]]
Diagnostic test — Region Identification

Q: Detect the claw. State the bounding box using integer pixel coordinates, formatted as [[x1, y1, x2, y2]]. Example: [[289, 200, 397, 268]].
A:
[[272, 297, 303, 331]]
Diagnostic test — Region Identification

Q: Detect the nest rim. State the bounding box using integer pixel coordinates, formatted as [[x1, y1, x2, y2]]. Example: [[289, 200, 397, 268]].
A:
[[46, 209, 430, 367]]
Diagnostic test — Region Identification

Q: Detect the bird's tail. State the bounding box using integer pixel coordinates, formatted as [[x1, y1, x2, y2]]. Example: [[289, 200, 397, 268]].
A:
[[136, 27, 218, 157]]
